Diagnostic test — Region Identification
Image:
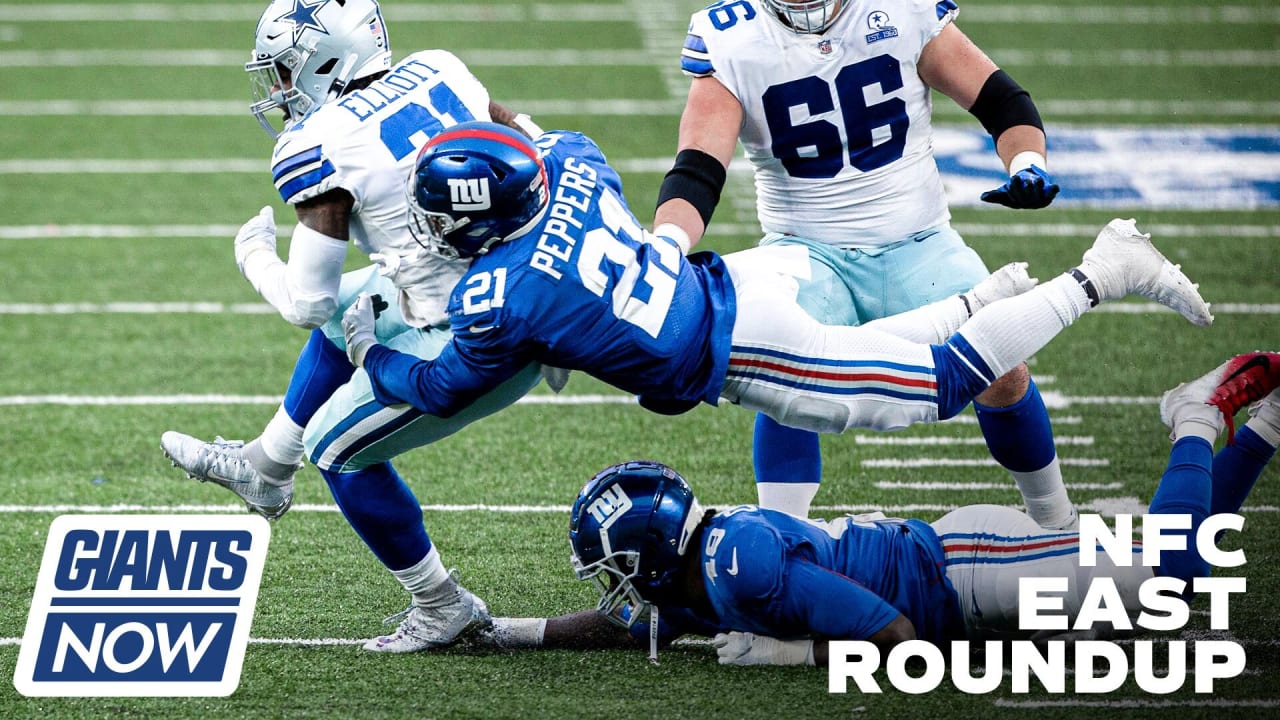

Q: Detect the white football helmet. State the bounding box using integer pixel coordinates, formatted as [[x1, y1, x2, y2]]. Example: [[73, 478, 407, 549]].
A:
[[246, 0, 392, 137], [761, 0, 846, 34]]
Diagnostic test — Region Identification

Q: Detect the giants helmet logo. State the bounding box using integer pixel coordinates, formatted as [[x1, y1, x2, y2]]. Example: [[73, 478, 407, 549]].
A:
[[447, 177, 491, 211]]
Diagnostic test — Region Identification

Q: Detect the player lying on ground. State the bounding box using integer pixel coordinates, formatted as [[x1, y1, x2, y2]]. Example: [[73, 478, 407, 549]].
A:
[[160, 0, 553, 653], [475, 354, 1280, 664], [340, 121, 1213, 444]]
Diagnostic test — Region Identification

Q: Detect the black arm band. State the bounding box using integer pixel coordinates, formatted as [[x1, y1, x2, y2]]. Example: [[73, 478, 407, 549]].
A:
[[967, 69, 1044, 141], [656, 149, 727, 228]]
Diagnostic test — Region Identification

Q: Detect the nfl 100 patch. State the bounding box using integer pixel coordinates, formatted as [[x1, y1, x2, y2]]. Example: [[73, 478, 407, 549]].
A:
[[13, 514, 271, 697]]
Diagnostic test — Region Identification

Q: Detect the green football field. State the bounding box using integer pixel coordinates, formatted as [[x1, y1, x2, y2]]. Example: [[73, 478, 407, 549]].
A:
[[0, 0, 1277, 718]]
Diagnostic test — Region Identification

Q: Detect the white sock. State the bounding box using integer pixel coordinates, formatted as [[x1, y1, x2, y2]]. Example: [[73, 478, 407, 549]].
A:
[[489, 618, 547, 648], [390, 547, 452, 608], [259, 405, 306, 466], [756, 482, 820, 518], [1011, 461, 1075, 528], [1246, 401, 1280, 448], [956, 273, 1093, 381], [860, 295, 970, 344]]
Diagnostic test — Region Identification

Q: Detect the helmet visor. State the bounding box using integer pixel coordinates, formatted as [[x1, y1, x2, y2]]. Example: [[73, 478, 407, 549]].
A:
[[571, 550, 649, 629], [246, 53, 309, 138]]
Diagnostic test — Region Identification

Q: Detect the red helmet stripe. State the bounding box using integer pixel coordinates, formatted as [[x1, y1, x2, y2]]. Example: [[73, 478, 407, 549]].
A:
[[420, 126, 541, 163]]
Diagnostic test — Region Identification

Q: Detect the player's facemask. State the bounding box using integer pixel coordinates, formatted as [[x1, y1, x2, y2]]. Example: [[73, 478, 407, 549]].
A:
[[764, 0, 845, 34]]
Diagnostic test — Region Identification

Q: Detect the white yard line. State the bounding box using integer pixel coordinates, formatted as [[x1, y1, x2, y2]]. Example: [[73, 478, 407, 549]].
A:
[[3, 301, 1274, 315], [0, 393, 638, 406], [2, 48, 1277, 68], [4, 99, 1280, 118], [856, 436, 1093, 446], [0, 4, 1274, 24], [1, 502, 1277, 514], [875, 481, 1123, 491], [863, 458, 1112, 468], [1, 222, 1274, 241]]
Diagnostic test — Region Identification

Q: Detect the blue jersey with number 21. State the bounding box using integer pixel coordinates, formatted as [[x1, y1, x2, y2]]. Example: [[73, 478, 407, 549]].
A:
[[361, 131, 738, 418]]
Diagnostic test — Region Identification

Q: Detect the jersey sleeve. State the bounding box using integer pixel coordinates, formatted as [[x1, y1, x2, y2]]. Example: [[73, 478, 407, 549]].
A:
[[774, 558, 904, 640], [917, 0, 959, 46], [714, 519, 902, 640], [270, 131, 340, 206], [680, 18, 714, 78], [360, 300, 534, 417]]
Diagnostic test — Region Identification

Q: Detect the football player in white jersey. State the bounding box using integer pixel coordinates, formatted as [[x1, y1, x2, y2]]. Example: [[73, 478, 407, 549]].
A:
[[653, 0, 1069, 527], [160, 0, 547, 652]]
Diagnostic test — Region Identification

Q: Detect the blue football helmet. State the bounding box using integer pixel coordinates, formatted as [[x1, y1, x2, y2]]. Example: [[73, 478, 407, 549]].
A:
[[407, 121, 549, 259], [246, 0, 392, 137], [762, 0, 846, 34], [568, 461, 705, 629]]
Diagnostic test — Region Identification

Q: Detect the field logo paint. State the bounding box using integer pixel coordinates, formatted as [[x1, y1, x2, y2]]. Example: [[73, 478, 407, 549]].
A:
[[13, 514, 270, 697]]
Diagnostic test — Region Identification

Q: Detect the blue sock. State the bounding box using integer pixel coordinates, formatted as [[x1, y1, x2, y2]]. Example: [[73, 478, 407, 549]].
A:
[[1149, 436, 1213, 583], [283, 329, 356, 426], [1211, 425, 1276, 515], [321, 462, 430, 571], [974, 380, 1057, 472], [931, 338, 992, 420], [753, 413, 822, 485]]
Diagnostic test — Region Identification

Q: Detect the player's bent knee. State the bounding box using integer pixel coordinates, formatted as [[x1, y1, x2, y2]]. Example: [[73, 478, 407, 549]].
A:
[[772, 397, 852, 434], [975, 363, 1031, 408]]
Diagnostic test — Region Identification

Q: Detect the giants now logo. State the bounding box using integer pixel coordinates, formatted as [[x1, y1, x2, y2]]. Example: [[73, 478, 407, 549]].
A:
[[448, 177, 491, 211], [14, 515, 270, 697]]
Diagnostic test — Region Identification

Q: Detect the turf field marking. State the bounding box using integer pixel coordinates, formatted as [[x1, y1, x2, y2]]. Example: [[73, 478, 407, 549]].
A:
[[3, 49, 1278, 68], [0, 394, 1183, 407], [0, 393, 639, 406], [863, 458, 1111, 468], [856, 436, 1093, 446], [5, 99, 1280, 118], [0, 4, 1276, 24], [7, 502, 1276, 514], [875, 481, 1123, 491], [2, 221, 1275, 239]]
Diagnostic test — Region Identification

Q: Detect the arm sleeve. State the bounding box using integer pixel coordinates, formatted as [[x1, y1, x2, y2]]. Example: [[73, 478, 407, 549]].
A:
[[240, 222, 347, 329], [360, 315, 533, 417], [773, 558, 904, 640]]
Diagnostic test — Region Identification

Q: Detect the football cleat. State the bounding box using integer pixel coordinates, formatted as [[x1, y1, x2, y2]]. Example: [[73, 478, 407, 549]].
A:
[[160, 431, 296, 521], [1161, 352, 1280, 443], [363, 574, 492, 653], [1078, 218, 1214, 327]]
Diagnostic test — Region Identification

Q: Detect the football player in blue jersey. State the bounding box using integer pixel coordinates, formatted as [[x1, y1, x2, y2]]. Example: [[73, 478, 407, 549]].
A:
[[342, 121, 1210, 448], [159, 0, 553, 653], [478, 357, 1280, 664], [653, 0, 1069, 527]]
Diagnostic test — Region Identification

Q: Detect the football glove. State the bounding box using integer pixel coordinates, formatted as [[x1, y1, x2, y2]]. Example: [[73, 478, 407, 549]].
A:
[[234, 205, 278, 276], [980, 165, 1060, 209], [713, 632, 815, 666], [342, 293, 379, 368]]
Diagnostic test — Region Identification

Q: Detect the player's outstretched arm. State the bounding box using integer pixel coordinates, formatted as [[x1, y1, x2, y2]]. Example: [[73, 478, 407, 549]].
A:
[[235, 189, 353, 328], [919, 24, 1059, 209], [653, 76, 740, 252]]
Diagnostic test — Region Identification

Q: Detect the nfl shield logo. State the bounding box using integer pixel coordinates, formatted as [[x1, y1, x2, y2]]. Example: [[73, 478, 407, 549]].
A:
[[818, 39, 832, 54]]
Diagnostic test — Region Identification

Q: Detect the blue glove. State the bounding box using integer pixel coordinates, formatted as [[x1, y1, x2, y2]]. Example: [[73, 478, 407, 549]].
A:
[[980, 165, 1060, 209]]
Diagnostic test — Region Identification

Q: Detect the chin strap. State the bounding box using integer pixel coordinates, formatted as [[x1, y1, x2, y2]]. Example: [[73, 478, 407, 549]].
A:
[[648, 605, 660, 665]]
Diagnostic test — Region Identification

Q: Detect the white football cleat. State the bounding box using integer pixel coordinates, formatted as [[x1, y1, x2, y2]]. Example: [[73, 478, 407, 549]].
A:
[[1079, 218, 1214, 327], [964, 261, 1039, 313], [160, 431, 295, 521], [363, 576, 492, 653]]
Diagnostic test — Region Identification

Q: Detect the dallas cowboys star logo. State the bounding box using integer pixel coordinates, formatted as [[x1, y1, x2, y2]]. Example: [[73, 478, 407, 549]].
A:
[[275, 0, 330, 43]]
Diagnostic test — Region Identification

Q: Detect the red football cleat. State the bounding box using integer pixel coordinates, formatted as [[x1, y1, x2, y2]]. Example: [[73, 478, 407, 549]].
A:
[[1209, 352, 1280, 443]]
